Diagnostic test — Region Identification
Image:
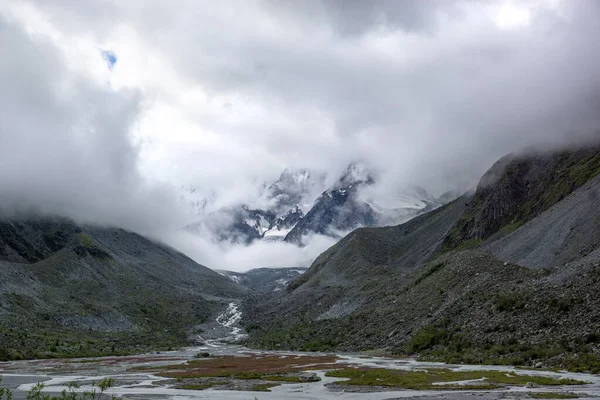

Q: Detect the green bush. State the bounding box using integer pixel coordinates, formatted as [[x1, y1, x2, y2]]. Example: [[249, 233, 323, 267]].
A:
[[413, 262, 446, 286], [79, 233, 94, 248], [548, 298, 573, 313], [495, 295, 525, 312], [406, 327, 448, 354], [0, 376, 12, 400], [0, 376, 115, 400]]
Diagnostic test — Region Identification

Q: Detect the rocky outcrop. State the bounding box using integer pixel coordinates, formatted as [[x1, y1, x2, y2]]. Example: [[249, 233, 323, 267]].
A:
[[444, 146, 600, 249], [299, 372, 320, 382], [284, 185, 378, 245]]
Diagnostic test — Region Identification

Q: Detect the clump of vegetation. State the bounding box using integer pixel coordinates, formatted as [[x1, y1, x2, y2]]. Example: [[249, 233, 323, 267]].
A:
[[245, 320, 346, 352], [501, 222, 522, 234], [180, 383, 219, 390], [404, 324, 471, 355], [495, 294, 526, 312], [194, 352, 211, 358], [456, 238, 483, 251], [79, 233, 94, 248], [413, 262, 446, 286], [529, 393, 579, 399], [405, 327, 449, 354], [0, 377, 12, 400], [250, 383, 279, 392], [325, 368, 586, 390], [562, 352, 600, 374], [0, 376, 115, 400], [548, 298, 575, 313], [584, 333, 600, 344]]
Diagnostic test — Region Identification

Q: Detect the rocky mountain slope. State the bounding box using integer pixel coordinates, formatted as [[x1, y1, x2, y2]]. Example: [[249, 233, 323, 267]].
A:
[[243, 145, 600, 370], [444, 147, 600, 249], [217, 267, 308, 293], [0, 216, 249, 360]]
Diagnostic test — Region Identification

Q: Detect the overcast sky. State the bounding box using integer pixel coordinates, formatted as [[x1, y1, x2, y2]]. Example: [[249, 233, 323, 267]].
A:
[[1, 0, 599, 270]]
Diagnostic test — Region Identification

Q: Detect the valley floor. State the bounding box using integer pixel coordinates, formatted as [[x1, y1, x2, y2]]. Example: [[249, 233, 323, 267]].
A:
[[2, 305, 600, 400]]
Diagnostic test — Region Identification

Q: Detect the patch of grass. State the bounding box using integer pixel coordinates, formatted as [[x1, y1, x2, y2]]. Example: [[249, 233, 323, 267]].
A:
[[548, 298, 574, 313], [406, 327, 449, 354], [79, 233, 94, 248], [414, 262, 446, 286], [250, 383, 279, 392], [456, 238, 482, 251], [501, 222, 522, 234], [568, 152, 600, 186], [530, 393, 579, 399], [181, 383, 219, 390], [562, 352, 600, 374], [325, 368, 587, 390], [258, 375, 300, 382], [404, 324, 471, 355], [495, 294, 526, 312]]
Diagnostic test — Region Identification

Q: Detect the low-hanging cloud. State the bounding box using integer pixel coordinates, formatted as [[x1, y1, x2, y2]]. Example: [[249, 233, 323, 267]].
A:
[[1, 1, 600, 271], [164, 230, 338, 272]]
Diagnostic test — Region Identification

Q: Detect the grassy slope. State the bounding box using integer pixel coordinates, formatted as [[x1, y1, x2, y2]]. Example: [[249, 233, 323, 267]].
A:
[[0, 219, 248, 360]]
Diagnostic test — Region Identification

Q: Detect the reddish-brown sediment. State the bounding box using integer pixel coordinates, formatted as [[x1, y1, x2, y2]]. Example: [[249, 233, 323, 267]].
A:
[[131, 354, 343, 378]]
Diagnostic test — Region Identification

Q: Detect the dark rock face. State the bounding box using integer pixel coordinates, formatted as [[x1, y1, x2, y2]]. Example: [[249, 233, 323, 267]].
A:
[[284, 186, 377, 245], [263, 205, 305, 241], [274, 205, 304, 230], [485, 169, 600, 269], [444, 146, 600, 249], [0, 218, 80, 263], [268, 168, 321, 213], [243, 145, 600, 365], [185, 206, 276, 245]]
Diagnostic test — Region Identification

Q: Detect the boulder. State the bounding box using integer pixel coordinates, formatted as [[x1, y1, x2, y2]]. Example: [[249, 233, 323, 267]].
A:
[[299, 372, 320, 382]]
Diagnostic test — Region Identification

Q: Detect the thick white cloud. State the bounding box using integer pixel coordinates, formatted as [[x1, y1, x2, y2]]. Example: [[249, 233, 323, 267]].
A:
[[168, 230, 338, 271], [1, 0, 599, 271]]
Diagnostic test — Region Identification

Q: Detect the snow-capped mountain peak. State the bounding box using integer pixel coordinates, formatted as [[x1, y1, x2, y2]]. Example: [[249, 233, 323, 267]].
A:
[[268, 168, 325, 213], [183, 163, 456, 249], [263, 204, 304, 242], [338, 162, 375, 188]]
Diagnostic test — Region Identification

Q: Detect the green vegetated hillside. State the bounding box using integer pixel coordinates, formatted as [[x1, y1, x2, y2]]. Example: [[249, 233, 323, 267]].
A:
[[0, 218, 249, 360], [243, 145, 600, 371]]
